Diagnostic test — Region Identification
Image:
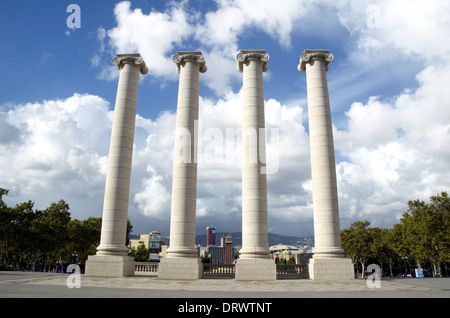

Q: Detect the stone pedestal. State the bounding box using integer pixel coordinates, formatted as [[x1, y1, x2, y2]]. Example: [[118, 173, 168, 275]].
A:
[[157, 257, 203, 280], [235, 50, 276, 281], [85, 54, 147, 277], [298, 50, 354, 280], [85, 255, 135, 278], [235, 258, 276, 281], [308, 258, 354, 281], [158, 52, 206, 280]]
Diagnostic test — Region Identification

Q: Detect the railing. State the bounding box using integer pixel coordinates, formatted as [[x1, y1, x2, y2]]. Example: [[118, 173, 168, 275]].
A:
[[202, 264, 235, 279], [134, 262, 159, 276], [276, 264, 308, 279], [134, 262, 308, 279]]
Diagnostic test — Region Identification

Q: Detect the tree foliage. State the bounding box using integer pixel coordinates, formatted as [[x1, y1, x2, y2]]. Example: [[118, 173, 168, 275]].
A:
[[128, 244, 150, 262], [341, 192, 450, 277], [0, 188, 132, 272], [341, 220, 372, 276]]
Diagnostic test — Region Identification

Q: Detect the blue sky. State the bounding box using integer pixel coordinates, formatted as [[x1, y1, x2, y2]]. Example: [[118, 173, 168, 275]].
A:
[[1, 0, 450, 239]]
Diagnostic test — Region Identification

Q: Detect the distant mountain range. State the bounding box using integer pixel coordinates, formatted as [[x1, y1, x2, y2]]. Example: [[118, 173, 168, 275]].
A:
[[130, 231, 314, 247], [195, 232, 314, 247]]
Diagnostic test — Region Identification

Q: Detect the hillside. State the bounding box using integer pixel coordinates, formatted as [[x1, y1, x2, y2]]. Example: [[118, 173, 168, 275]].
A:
[[195, 232, 314, 247]]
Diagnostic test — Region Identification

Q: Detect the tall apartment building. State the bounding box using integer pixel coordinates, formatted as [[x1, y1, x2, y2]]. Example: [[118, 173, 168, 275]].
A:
[[204, 233, 237, 264], [206, 226, 216, 246], [224, 233, 233, 264]]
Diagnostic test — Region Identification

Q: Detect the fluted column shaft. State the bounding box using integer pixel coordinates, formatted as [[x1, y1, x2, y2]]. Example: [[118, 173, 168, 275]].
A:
[[167, 52, 207, 258], [237, 50, 270, 259], [298, 50, 344, 259], [97, 54, 148, 256]]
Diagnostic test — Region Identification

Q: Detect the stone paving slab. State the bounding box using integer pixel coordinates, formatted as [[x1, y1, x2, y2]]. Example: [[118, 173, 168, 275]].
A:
[[23, 275, 423, 292], [0, 272, 448, 298]]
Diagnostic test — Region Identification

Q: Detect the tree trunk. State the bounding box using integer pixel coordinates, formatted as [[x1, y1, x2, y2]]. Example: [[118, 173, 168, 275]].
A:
[[360, 261, 366, 278], [389, 261, 394, 278]]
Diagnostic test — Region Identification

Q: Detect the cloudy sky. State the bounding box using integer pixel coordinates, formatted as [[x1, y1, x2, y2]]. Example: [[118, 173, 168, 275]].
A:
[[1, 0, 449, 238]]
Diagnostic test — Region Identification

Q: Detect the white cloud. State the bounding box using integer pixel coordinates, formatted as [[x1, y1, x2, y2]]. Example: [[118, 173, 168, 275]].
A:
[[90, 27, 108, 69], [333, 0, 450, 63], [2, 90, 309, 235], [0, 94, 112, 217], [131, 111, 177, 221], [195, 4, 245, 48], [107, 1, 193, 80], [192, 0, 315, 94], [94, 0, 317, 95], [0, 94, 177, 227], [334, 61, 450, 228], [369, 0, 450, 61], [197, 0, 313, 49]]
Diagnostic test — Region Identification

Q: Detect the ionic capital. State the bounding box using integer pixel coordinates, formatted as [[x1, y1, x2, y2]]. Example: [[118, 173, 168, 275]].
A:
[[173, 51, 207, 73], [298, 49, 334, 72], [112, 53, 149, 74], [237, 50, 270, 73]]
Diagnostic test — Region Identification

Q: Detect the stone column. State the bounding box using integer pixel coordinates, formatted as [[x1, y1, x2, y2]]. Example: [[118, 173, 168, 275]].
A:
[[158, 51, 206, 280], [235, 50, 276, 281], [86, 54, 148, 277], [298, 50, 354, 280]]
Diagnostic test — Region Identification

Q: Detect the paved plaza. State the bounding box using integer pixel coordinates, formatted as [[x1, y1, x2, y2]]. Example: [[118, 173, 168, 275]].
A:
[[0, 271, 448, 298]]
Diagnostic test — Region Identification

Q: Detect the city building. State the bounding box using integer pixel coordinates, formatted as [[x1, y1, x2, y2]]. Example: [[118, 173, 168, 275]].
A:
[[206, 226, 216, 246], [202, 233, 238, 264], [269, 244, 312, 264], [225, 233, 233, 264], [129, 231, 169, 261]]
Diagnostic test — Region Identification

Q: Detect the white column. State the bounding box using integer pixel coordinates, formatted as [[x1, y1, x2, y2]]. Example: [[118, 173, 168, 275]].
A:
[[158, 51, 206, 280], [235, 50, 276, 281], [298, 50, 354, 280], [86, 53, 148, 277]]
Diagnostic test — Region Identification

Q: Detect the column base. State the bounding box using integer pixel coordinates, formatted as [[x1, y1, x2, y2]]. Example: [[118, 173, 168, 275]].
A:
[[308, 257, 354, 281], [85, 255, 135, 277], [158, 257, 203, 280], [235, 258, 276, 281]]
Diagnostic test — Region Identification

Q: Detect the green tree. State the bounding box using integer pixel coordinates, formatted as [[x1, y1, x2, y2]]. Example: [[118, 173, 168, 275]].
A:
[[0, 197, 15, 267], [398, 192, 450, 276], [382, 228, 400, 277], [429, 192, 450, 274], [16, 201, 40, 270], [128, 244, 149, 262], [341, 220, 372, 277], [367, 227, 397, 277], [201, 256, 210, 263], [340, 191, 450, 278], [0, 188, 138, 271], [66, 217, 102, 264], [0, 188, 9, 207], [126, 219, 133, 247], [0, 198, 38, 269], [34, 200, 71, 270]]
